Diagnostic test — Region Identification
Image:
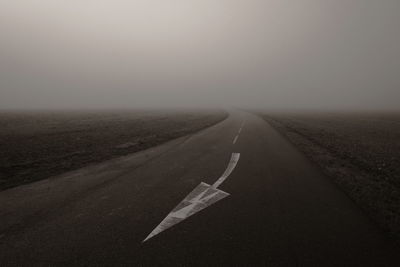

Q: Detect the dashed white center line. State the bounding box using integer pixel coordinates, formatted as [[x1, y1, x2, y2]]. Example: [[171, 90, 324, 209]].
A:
[[233, 122, 245, 145]]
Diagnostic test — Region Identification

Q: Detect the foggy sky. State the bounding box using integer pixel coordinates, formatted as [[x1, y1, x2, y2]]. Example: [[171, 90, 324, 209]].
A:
[[0, 0, 399, 110]]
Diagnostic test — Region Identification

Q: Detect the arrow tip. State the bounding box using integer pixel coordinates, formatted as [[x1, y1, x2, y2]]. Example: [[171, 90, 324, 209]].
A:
[[142, 182, 229, 242]]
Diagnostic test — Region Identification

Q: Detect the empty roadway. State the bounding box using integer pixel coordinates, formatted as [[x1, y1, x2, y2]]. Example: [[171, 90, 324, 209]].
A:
[[0, 111, 399, 266]]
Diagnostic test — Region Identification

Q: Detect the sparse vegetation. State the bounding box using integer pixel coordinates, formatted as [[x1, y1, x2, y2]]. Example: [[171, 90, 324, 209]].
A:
[[259, 111, 400, 241], [0, 110, 227, 190]]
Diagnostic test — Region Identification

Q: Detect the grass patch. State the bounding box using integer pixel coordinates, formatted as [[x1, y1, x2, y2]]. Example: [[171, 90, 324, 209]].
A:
[[0, 109, 227, 190], [258, 111, 400, 241]]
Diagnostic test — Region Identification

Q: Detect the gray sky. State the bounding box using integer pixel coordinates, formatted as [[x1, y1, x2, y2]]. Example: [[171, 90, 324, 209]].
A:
[[0, 0, 399, 110]]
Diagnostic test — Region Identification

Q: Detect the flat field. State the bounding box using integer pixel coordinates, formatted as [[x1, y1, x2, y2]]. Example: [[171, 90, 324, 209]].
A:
[[260, 111, 400, 241], [0, 109, 227, 190]]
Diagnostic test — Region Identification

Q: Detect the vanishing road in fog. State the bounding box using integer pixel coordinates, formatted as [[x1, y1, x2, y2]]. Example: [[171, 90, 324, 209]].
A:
[[0, 111, 399, 266]]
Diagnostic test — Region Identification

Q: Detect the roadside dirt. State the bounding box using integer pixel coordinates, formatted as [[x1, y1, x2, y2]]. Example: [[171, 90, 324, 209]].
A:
[[0, 109, 227, 190], [259, 111, 400, 242]]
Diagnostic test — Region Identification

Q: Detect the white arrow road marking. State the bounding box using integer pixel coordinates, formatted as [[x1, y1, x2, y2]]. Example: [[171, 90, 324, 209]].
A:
[[143, 153, 240, 242], [212, 153, 240, 188]]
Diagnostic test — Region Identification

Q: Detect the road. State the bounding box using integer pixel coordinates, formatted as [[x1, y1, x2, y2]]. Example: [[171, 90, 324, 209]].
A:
[[0, 111, 399, 266]]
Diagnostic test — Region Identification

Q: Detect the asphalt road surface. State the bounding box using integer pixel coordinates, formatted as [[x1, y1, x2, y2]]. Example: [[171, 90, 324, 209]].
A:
[[0, 111, 399, 266]]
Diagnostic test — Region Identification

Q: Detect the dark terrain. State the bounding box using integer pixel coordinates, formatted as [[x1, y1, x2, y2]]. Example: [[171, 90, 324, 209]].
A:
[[260, 111, 400, 241], [1, 110, 399, 266], [0, 109, 227, 190]]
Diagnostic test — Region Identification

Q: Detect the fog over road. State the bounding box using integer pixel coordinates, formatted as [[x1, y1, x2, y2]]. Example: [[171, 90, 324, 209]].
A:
[[1, 1, 400, 110], [0, 111, 399, 266]]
